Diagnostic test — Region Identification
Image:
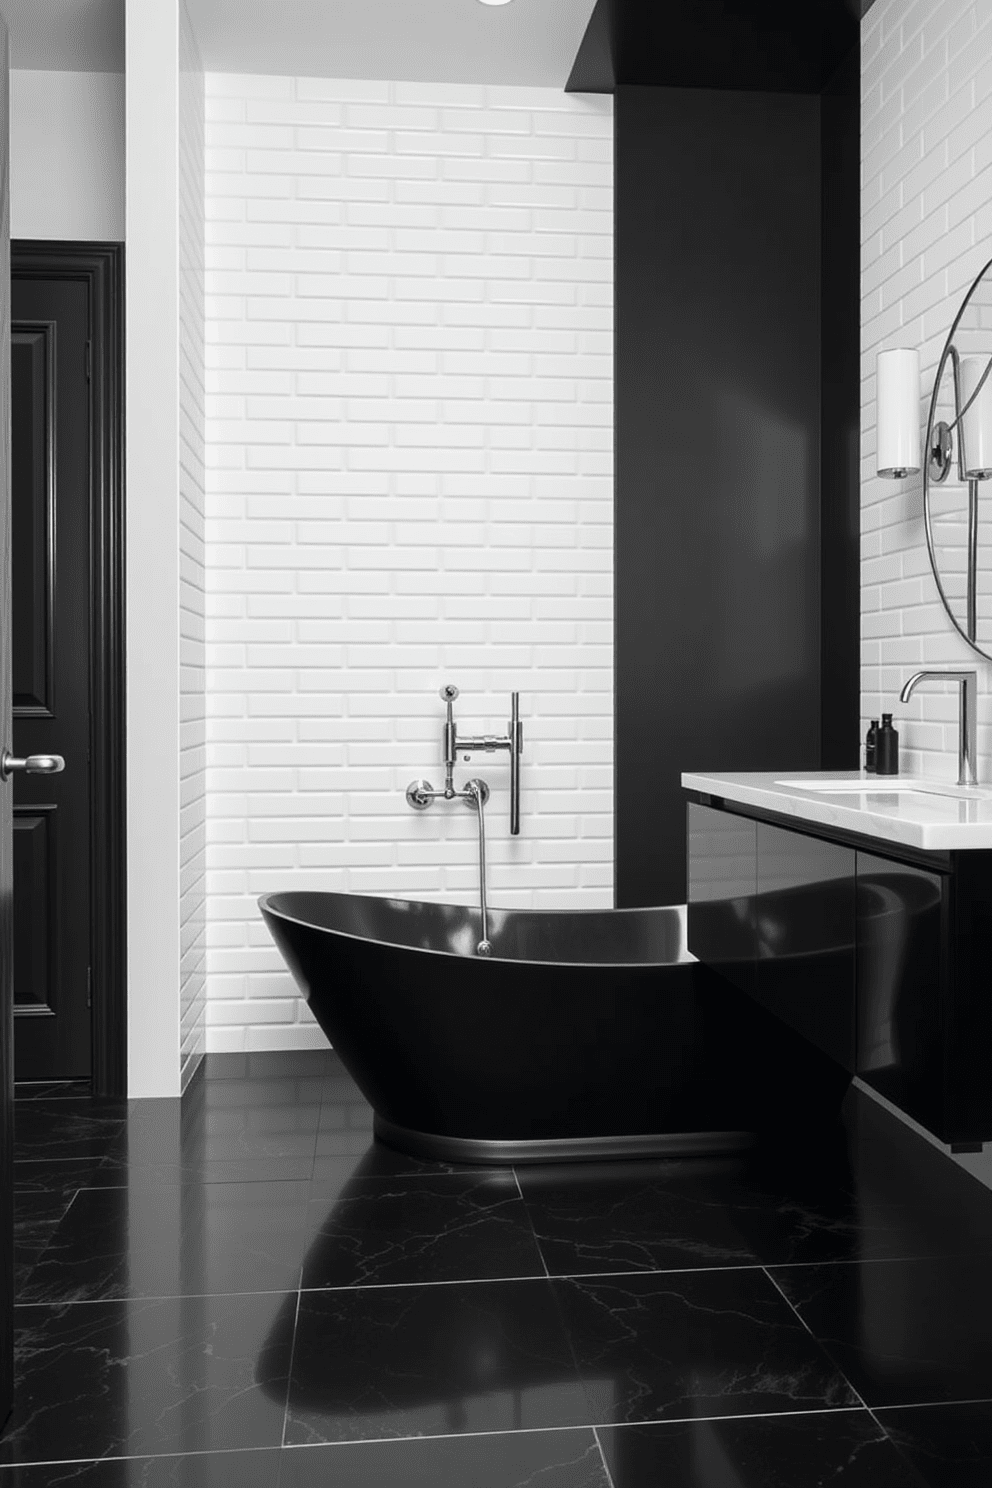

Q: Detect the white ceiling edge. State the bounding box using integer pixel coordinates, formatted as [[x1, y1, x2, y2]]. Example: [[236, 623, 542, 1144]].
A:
[[0, 0, 123, 72], [187, 0, 599, 90]]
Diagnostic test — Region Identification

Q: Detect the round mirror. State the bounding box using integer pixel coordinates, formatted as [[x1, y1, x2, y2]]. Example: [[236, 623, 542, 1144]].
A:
[[924, 254, 992, 661]]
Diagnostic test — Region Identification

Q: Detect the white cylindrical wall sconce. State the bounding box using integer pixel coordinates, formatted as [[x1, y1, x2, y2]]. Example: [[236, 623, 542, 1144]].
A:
[[959, 355, 992, 479], [876, 348, 921, 477]]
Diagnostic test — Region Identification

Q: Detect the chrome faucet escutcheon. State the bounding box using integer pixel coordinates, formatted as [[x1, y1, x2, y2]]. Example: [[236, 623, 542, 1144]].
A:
[[899, 669, 978, 787]]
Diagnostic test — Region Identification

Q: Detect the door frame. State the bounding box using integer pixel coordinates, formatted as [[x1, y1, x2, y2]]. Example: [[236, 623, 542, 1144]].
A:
[[12, 241, 126, 1096]]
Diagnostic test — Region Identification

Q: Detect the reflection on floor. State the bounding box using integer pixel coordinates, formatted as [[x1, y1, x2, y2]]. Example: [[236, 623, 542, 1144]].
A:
[[3, 1051, 992, 1483]]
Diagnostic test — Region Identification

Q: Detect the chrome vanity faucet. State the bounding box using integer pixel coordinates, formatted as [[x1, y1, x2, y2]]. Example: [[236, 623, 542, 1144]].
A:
[[899, 670, 978, 787]]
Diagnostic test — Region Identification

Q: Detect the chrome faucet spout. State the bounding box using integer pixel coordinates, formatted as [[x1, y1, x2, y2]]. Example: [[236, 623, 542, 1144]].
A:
[[899, 669, 978, 787]]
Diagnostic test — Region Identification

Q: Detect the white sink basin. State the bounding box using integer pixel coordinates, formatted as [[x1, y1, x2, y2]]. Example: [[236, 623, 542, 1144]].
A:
[[775, 778, 992, 803], [776, 778, 921, 793]]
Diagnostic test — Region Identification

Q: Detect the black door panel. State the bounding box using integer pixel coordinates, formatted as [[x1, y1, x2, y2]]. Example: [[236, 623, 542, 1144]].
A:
[[12, 276, 91, 1080]]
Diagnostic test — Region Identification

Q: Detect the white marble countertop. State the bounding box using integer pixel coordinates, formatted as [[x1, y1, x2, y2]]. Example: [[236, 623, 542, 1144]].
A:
[[681, 770, 992, 851]]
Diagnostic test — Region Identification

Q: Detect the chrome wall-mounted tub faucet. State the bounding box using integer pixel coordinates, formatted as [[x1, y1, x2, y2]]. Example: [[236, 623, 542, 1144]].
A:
[[405, 686, 524, 957], [899, 669, 978, 787], [407, 684, 523, 836]]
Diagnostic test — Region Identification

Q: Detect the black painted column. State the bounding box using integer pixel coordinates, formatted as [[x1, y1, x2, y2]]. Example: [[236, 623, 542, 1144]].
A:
[[616, 85, 823, 906]]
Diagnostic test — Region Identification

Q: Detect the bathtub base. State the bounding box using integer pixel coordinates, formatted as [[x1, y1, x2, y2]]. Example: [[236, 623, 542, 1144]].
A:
[[373, 1114, 756, 1166]]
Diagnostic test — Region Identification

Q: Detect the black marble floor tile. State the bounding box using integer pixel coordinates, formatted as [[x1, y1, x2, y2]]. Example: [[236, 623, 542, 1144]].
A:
[[205, 1078, 326, 1112], [13, 1187, 77, 1294], [13, 1080, 91, 1102], [771, 1254, 992, 1408], [202, 1051, 337, 1081], [317, 1084, 373, 1128], [598, 1412, 925, 1487], [0, 1448, 282, 1485], [1, 1293, 293, 1464], [193, 1126, 318, 1165], [878, 1401, 992, 1487], [553, 1268, 859, 1427], [19, 1180, 310, 1302], [302, 1172, 545, 1288], [313, 1115, 374, 1158], [15, 1155, 317, 1191], [309, 1144, 497, 1191], [517, 1149, 981, 1278], [14, 1104, 126, 1162], [279, 1430, 610, 1486], [14, 1157, 116, 1194], [284, 1278, 589, 1445]]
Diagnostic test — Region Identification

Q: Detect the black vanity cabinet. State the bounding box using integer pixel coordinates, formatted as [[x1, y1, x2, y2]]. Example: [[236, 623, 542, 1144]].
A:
[[856, 854, 944, 1138], [686, 804, 756, 996], [687, 794, 992, 1147], [755, 823, 856, 1071]]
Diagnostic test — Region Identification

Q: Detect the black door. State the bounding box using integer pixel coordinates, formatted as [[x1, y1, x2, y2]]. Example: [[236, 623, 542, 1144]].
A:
[[0, 16, 15, 1428], [10, 273, 91, 1080]]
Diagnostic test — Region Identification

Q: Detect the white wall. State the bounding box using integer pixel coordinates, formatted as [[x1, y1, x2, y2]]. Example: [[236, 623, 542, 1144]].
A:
[[179, 7, 207, 1089], [861, 0, 992, 777], [203, 76, 614, 1051], [10, 69, 124, 240], [127, 0, 208, 1095]]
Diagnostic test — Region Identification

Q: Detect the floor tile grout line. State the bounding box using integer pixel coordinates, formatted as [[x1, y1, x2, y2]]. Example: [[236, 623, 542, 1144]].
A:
[[761, 1265, 871, 1414], [281, 1285, 305, 1451], [591, 1425, 617, 1488], [0, 1406, 901, 1470], [19, 1254, 920, 1309], [512, 1163, 551, 1280], [13, 1286, 301, 1308]]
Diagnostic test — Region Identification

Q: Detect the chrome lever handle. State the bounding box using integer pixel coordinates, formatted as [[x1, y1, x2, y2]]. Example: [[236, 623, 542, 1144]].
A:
[[0, 750, 65, 782]]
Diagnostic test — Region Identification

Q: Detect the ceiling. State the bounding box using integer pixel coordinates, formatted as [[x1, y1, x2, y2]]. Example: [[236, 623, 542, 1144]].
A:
[[0, 0, 598, 86], [0, 0, 123, 71], [189, 0, 598, 88]]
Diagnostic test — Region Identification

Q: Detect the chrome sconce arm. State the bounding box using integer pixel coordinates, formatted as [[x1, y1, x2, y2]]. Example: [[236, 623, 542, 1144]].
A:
[[879, 262, 992, 658]]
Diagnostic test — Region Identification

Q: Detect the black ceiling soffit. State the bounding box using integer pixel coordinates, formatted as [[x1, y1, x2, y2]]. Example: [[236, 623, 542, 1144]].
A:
[[567, 0, 874, 95]]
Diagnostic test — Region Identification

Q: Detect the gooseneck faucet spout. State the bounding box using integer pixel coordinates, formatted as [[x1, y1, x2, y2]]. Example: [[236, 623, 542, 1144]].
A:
[[899, 669, 978, 787]]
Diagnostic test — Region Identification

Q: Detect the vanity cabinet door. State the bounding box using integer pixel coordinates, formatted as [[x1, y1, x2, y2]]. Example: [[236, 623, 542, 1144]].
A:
[[755, 823, 856, 1070], [686, 803, 756, 996], [856, 853, 945, 1136]]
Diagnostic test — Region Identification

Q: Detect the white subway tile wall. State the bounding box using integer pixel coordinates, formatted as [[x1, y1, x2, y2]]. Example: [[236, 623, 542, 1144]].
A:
[[862, 0, 992, 776], [203, 77, 614, 1051], [179, 0, 207, 1087]]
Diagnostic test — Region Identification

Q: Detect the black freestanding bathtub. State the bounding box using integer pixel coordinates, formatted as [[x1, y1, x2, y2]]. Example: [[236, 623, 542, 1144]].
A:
[[259, 891, 844, 1164]]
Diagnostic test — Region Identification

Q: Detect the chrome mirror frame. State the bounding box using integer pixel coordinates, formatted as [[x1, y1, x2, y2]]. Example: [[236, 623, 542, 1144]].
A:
[[923, 252, 992, 663]]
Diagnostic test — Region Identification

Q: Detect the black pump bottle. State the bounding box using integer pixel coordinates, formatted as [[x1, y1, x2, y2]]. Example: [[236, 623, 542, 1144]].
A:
[[865, 719, 879, 773], [875, 714, 899, 776]]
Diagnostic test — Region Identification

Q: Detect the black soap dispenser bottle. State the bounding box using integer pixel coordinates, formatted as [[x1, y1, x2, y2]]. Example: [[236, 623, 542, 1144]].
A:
[[865, 719, 879, 773], [875, 713, 899, 776]]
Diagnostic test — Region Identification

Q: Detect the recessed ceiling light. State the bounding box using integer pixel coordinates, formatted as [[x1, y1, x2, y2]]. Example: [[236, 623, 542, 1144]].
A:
[[477, 0, 514, 6]]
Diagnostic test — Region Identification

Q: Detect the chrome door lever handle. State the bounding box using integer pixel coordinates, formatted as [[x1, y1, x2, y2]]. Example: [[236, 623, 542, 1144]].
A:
[[0, 750, 66, 781]]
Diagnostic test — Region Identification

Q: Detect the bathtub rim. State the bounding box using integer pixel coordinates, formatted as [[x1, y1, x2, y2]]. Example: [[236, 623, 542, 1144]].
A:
[[373, 1113, 756, 1165], [259, 890, 697, 971]]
